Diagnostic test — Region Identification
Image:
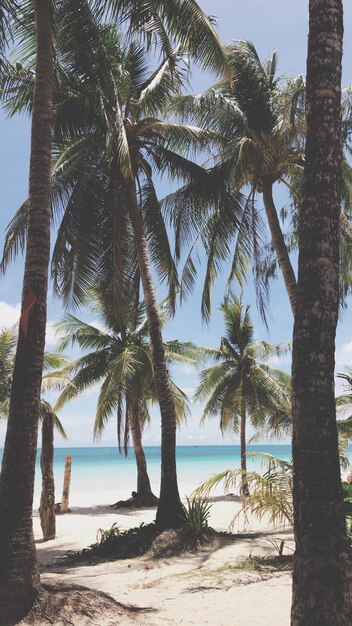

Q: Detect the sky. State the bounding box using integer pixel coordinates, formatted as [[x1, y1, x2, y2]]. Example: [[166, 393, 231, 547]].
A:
[[1, 1, 352, 447]]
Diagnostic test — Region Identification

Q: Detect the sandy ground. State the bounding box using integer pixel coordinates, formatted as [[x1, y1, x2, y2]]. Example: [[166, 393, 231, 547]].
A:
[[33, 498, 294, 626]]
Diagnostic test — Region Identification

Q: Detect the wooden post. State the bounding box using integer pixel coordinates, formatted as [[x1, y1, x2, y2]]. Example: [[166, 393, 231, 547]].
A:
[[61, 455, 72, 514]]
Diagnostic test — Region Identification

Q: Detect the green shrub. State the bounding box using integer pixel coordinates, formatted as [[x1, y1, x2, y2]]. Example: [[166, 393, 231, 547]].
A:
[[181, 498, 213, 546], [96, 522, 120, 545], [342, 482, 352, 500]]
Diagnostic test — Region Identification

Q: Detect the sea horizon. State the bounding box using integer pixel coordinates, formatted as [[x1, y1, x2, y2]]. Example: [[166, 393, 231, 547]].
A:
[[1, 444, 350, 509]]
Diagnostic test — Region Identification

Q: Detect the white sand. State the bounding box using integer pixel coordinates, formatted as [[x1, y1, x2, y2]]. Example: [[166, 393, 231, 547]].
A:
[[33, 496, 294, 625]]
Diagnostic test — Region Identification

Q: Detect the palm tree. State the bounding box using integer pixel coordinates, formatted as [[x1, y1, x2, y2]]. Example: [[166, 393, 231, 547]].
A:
[[1, 8, 217, 529], [48, 298, 191, 507], [97, 0, 229, 78], [0, 0, 14, 72], [38, 400, 66, 541], [0, 327, 68, 540], [194, 296, 290, 496], [166, 41, 352, 321], [291, 2, 351, 624], [0, 0, 226, 617], [0, 0, 53, 620]]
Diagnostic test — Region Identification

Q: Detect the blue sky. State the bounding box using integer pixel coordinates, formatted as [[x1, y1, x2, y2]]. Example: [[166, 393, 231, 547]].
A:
[[1, 1, 352, 447]]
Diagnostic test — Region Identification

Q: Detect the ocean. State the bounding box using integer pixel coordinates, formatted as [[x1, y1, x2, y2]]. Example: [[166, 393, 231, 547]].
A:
[[1, 445, 351, 508]]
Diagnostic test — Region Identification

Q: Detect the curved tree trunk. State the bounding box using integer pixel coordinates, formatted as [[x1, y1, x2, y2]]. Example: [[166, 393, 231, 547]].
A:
[[130, 400, 158, 506], [39, 413, 56, 541], [291, 2, 351, 624], [240, 397, 249, 498], [262, 178, 297, 314], [126, 178, 184, 530], [0, 0, 53, 622]]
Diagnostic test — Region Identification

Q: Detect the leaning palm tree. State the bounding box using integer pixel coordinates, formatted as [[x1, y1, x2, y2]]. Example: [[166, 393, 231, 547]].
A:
[[166, 41, 352, 321], [194, 296, 290, 496], [0, 0, 54, 620], [1, 8, 218, 529], [0, 0, 226, 617], [48, 297, 191, 507]]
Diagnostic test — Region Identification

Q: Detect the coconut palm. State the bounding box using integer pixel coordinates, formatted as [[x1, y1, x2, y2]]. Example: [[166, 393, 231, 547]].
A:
[[0, 0, 53, 619], [194, 296, 290, 496], [0, 7, 220, 528], [96, 0, 228, 77], [0, 0, 226, 617], [48, 296, 192, 507], [0, 326, 68, 541], [0, 0, 15, 71], [166, 41, 352, 321], [291, 3, 350, 622]]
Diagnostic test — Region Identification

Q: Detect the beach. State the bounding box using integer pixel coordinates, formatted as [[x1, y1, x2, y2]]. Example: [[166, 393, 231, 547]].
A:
[[33, 499, 294, 626], [15, 444, 349, 624], [26, 445, 300, 625]]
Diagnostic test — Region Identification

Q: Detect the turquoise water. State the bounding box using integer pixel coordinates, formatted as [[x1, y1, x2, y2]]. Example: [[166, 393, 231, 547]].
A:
[[1, 445, 351, 507]]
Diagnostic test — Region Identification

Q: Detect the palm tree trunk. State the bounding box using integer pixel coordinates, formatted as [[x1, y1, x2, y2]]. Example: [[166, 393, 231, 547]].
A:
[[0, 1, 53, 621], [39, 413, 56, 541], [126, 177, 184, 530], [240, 397, 249, 498], [130, 400, 158, 506], [291, 2, 351, 624], [262, 177, 297, 314]]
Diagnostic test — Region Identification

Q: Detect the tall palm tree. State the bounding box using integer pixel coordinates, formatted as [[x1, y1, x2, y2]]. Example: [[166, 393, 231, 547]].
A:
[[0, 0, 53, 620], [1, 9, 216, 529], [0, 0, 226, 618], [291, 2, 351, 624], [166, 41, 352, 321], [194, 296, 290, 496], [48, 298, 191, 507]]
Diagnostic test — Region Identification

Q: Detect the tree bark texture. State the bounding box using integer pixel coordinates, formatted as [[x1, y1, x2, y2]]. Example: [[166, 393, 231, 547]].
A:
[[0, 1, 53, 623], [262, 178, 297, 314], [61, 455, 72, 514], [291, 2, 351, 624], [39, 413, 56, 541], [240, 397, 249, 498], [126, 178, 184, 530], [130, 400, 158, 505]]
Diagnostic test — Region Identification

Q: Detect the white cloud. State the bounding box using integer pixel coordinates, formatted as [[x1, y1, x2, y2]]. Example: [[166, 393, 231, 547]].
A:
[[0, 300, 21, 327], [266, 353, 291, 367], [336, 341, 352, 365], [0, 301, 64, 348], [45, 320, 61, 346]]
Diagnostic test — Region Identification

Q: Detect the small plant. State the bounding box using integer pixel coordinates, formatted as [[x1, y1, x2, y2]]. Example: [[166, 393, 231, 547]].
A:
[[96, 522, 120, 545], [266, 537, 291, 557], [181, 498, 213, 546]]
